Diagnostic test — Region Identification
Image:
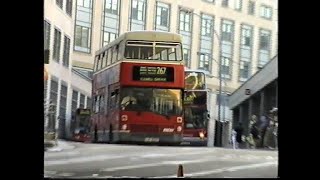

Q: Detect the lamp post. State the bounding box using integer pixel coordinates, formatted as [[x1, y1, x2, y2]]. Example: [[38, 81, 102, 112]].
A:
[[182, 9, 224, 147]]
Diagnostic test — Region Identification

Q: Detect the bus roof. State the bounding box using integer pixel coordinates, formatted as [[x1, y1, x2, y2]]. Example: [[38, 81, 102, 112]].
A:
[[95, 31, 183, 55]]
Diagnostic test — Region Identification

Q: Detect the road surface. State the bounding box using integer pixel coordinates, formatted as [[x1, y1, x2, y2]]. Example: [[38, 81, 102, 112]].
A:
[[44, 141, 278, 178]]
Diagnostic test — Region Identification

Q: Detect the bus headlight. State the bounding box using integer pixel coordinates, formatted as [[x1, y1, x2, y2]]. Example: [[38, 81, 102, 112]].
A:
[[121, 115, 128, 121], [199, 132, 205, 139], [177, 117, 182, 123], [177, 126, 182, 132], [121, 124, 127, 130]]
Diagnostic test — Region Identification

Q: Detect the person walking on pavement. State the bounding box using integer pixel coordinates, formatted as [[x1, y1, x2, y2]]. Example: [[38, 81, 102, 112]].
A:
[[234, 122, 244, 149], [247, 115, 260, 149], [231, 129, 237, 149]]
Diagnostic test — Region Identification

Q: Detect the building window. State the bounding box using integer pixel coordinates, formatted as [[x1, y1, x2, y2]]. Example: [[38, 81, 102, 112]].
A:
[[66, 0, 73, 16], [258, 29, 271, 67], [77, 0, 92, 8], [248, 1, 255, 15], [222, 0, 229, 7], [259, 30, 271, 50], [241, 25, 252, 47], [86, 97, 92, 109], [220, 19, 234, 79], [102, 32, 117, 47], [155, 2, 170, 31], [239, 61, 250, 80], [105, 0, 119, 15], [260, 5, 272, 19], [49, 79, 59, 131], [199, 14, 214, 72], [72, 90, 78, 113], [179, 9, 192, 68], [239, 24, 253, 81], [221, 20, 233, 42], [50, 80, 59, 106], [221, 57, 230, 78], [201, 14, 213, 37], [59, 84, 68, 121], [80, 94, 85, 108], [75, 26, 91, 52], [131, 0, 145, 21], [102, 0, 120, 47], [179, 10, 192, 32], [53, 28, 61, 62], [183, 48, 191, 68], [130, 0, 146, 30], [44, 21, 51, 50], [74, 0, 93, 53], [63, 36, 70, 67], [199, 53, 211, 72], [234, 0, 242, 11], [56, 0, 63, 9]]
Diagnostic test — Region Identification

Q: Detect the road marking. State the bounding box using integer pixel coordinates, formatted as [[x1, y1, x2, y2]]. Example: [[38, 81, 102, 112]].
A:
[[58, 172, 75, 177], [101, 158, 214, 172], [163, 158, 212, 165], [45, 154, 124, 166], [101, 162, 164, 171], [45, 150, 214, 166], [266, 156, 275, 160], [45, 151, 80, 158], [140, 153, 167, 158], [158, 161, 278, 178], [92, 174, 99, 177], [44, 170, 57, 175]]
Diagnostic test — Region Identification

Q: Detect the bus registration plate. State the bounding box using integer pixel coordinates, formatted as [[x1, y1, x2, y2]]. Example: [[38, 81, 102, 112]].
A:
[[144, 137, 160, 142]]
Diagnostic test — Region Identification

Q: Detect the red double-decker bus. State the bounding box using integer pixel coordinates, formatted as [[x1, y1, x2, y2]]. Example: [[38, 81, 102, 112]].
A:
[[182, 70, 209, 146], [91, 31, 185, 144]]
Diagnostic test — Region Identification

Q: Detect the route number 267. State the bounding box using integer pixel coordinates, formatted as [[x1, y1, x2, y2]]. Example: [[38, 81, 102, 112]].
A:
[[157, 67, 167, 74]]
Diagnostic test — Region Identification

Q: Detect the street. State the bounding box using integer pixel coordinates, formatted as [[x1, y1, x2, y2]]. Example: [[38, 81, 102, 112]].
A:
[[44, 141, 278, 178]]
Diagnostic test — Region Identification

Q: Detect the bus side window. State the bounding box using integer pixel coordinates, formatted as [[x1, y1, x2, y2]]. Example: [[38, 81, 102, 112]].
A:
[[116, 44, 120, 62], [94, 55, 99, 72], [118, 41, 124, 61], [102, 52, 107, 68], [94, 96, 100, 113], [107, 48, 112, 65], [109, 88, 119, 109], [112, 45, 118, 63], [99, 95, 105, 113], [97, 56, 101, 71], [110, 92, 116, 109], [115, 89, 120, 108]]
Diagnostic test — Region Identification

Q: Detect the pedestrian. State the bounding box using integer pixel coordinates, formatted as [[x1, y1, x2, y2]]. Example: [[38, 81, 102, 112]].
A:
[[247, 116, 260, 149], [259, 114, 270, 147], [231, 129, 237, 149], [263, 120, 276, 149], [234, 122, 244, 148]]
